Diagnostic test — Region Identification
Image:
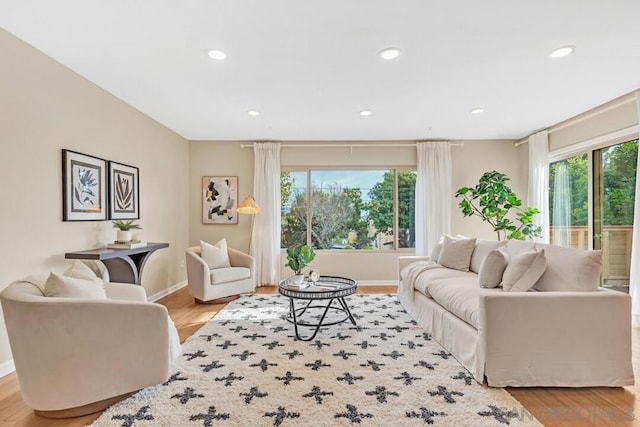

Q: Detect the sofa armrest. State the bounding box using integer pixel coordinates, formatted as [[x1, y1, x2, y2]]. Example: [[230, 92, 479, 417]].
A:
[[228, 248, 254, 271], [397, 256, 431, 280], [2, 298, 171, 410], [185, 249, 211, 300], [478, 289, 634, 387], [104, 282, 148, 302]]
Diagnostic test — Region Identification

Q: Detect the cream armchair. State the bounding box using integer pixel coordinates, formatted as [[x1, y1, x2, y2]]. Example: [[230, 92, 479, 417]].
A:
[[185, 245, 255, 303], [0, 276, 181, 418]]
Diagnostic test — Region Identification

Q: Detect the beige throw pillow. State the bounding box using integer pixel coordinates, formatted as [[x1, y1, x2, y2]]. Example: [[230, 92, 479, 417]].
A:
[[469, 240, 507, 273], [478, 248, 510, 288], [44, 261, 107, 299], [502, 249, 547, 292], [437, 235, 477, 271], [430, 242, 443, 262], [200, 239, 231, 269]]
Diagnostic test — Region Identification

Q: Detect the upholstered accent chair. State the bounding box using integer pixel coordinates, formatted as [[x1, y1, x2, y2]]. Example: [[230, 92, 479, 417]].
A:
[[185, 244, 255, 303], [0, 274, 181, 418]]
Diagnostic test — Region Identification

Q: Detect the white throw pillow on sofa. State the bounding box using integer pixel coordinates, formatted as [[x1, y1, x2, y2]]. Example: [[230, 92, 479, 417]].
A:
[[502, 249, 547, 292], [478, 248, 510, 288], [470, 240, 507, 273], [437, 235, 477, 271], [200, 239, 231, 269]]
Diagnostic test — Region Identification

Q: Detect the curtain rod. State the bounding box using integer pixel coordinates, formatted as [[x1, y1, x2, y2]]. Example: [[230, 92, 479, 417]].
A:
[[240, 142, 464, 149], [514, 94, 637, 147]]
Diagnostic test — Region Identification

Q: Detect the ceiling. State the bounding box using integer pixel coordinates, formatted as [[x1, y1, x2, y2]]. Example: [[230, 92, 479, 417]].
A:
[[1, 1, 640, 141]]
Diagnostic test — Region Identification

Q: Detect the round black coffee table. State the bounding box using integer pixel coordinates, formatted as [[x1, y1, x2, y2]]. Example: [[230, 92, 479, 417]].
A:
[[278, 276, 357, 341]]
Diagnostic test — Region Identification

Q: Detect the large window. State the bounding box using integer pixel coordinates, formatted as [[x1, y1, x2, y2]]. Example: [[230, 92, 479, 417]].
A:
[[549, 138, 638, 291], [281, 169, 416, 250]]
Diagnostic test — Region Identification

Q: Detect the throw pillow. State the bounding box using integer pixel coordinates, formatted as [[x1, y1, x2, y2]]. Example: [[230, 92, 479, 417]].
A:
[[430, 242, 443, 262], [64, 260, 100, 281], [469, 240, 507, 273], [44, 262, 107, 299], [200, 239, 231, 269], [478, 248, 510, 288], [502, 249, 547, 292], [437, 235, 477, 271]]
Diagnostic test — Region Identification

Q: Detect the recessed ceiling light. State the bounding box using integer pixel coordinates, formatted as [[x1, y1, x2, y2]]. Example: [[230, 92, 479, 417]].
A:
[[470, 108, 484, 115], [247, 110, 261, 116], [378, 48, 401, 60], [359, 110, 373, 116], [207, 49, 227, 60], [549, 46, 575, 58]]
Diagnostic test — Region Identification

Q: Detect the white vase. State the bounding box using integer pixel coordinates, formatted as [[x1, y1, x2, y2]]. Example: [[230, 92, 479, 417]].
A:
[[117, 230, 132, 243], [291, 274, 305, 285]]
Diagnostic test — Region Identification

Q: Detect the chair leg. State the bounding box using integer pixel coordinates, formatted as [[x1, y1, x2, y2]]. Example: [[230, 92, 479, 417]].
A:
[[195, 295, 240, 304]]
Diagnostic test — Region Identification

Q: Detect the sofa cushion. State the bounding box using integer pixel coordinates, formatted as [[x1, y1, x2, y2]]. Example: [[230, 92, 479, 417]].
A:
[[478, 248, 510, 288], [200, 239, 231, 269], [414, 267, 477, 298], [470, 240, 507, 273], [531, 243, 602, 292], [502, 249, 546, 292], [426, 277, 481, 328], [437, 235, 477, 271], [210, 267, 251, 285]]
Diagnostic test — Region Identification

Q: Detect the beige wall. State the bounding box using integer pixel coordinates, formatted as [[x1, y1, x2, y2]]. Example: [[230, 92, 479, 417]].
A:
[[0, 29, 189, 367], [188, 140, 522, 283]]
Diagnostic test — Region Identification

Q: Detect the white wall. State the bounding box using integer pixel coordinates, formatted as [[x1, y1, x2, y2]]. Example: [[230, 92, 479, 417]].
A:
[[0, 29, 189, 368], [188, 140, 522, 283]]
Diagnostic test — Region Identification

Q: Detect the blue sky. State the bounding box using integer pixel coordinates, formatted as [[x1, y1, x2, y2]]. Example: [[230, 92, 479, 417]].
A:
[[289, 170, 389, 202]]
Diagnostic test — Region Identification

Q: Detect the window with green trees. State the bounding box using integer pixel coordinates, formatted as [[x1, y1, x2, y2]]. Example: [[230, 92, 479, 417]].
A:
[[549, 138, 638, 289], [281, 169, 416, 250]]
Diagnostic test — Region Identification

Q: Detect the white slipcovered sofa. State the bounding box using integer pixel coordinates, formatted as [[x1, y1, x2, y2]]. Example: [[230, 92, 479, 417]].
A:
[[1, 265, 181, 417], [398, 238, 634, 387]]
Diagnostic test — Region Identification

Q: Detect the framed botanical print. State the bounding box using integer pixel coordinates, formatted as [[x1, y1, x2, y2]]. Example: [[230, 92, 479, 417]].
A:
[[62, 149, 108, 221], [202, 176, 238, 224], [109, 161, 140, 220]]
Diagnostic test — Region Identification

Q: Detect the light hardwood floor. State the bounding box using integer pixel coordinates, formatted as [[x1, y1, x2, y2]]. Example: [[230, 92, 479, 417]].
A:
[[0, 285, 638, 426]]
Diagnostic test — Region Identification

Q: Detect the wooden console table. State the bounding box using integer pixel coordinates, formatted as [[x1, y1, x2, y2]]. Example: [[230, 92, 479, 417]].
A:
[[65, 243, 169, 285]]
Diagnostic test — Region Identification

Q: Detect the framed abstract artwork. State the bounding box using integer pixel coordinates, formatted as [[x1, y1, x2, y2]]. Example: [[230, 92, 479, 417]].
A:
[[62, 149, 108, 221], [202, 176, 238, 224], [108, 161, 140, 220]]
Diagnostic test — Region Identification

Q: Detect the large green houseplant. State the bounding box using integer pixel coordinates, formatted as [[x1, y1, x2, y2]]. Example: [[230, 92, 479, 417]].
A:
[[455, 171, 542, 240]]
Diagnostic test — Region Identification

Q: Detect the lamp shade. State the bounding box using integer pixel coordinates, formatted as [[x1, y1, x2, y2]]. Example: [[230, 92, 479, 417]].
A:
[[237, 196, 260, 214]]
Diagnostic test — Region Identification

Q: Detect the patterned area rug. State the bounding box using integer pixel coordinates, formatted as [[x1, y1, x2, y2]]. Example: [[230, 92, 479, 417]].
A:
[[92, 294, 542, 426]]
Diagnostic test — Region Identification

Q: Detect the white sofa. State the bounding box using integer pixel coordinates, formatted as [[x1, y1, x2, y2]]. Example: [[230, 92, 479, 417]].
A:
[[398, 239, 634, 387]]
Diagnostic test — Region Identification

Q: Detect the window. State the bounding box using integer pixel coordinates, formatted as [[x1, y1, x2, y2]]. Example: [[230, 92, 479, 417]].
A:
[[281, 169, 416, 250], [549, 138, 638, 291]]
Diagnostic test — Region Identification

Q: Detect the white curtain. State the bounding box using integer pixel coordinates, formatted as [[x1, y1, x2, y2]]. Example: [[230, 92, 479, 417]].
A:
[[629, 91, 640, 324], [528, 130, 550, 243], [252, 142, 281, 286], [552, 162, 572, 247], [415, 141, 452, 256]]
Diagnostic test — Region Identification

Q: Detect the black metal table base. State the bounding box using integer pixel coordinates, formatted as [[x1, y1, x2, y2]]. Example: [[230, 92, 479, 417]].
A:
[[286, 297, 357, 341]]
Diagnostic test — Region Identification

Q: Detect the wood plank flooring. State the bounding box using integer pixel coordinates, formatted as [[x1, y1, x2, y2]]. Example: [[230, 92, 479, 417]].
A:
[[0, 285, 638, 426]]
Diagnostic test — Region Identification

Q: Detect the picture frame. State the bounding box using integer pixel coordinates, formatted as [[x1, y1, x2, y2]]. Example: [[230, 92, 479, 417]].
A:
[[202, 176, 238, 224], [62, 149, 108, 221], [109, 161, 140, 220]]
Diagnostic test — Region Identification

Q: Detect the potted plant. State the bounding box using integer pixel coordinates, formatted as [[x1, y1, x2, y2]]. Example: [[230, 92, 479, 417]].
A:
[[112, 219, 142, 243], [286, 244, 316, 284], [455, 171, 542, 240]]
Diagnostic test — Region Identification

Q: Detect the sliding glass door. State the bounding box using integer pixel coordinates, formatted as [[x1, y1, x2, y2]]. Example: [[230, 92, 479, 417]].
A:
[[550, 138, 638, 291], [593, 140, 637, 291]]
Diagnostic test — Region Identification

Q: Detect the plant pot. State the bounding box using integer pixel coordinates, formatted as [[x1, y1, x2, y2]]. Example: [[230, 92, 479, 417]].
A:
[[290, 274, 305, 285], [117, 230, 132, 243]]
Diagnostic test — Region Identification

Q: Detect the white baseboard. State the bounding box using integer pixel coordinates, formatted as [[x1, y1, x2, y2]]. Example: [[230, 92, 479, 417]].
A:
[[358, 281, 398, 287], [148, 280, 188, 302], [0, 359, 15, 378]]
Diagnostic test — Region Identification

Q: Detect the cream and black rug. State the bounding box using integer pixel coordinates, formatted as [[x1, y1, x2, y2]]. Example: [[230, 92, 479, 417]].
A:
[[92, 294, 542, 426]]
